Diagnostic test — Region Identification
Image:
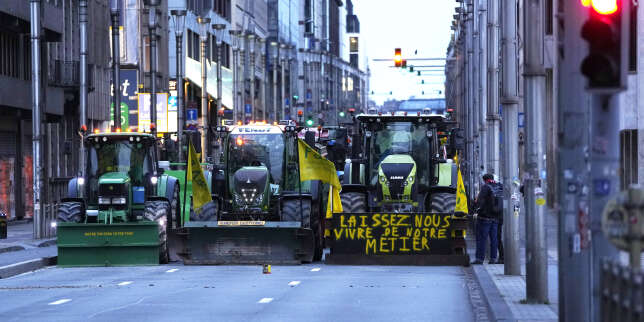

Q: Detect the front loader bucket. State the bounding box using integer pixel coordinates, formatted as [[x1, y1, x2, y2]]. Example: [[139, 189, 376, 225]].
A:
[[325, 213, 470, 266], [57, 222, 160, 267], [171, 221, 315, 265]]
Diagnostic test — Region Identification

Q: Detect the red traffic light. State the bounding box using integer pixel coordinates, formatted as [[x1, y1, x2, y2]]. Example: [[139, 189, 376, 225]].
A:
[[394, 48, 402, 67], [590, 0, 618, 15]]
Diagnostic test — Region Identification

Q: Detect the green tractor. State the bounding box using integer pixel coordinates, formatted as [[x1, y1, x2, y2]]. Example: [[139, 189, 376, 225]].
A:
[[326, 113, 469, 265], [56, 132, 185, 266], [169, 121, 327, 264]]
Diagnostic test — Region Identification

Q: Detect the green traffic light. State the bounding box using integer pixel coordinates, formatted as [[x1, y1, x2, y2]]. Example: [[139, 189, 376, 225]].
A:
[[306, 119, 314, 126], [339, 111, 345, 117]]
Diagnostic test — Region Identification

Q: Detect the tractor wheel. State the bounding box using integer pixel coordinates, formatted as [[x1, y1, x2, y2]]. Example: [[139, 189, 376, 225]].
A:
[[311, 196, 324, 262], [282, 198, 311, 228], [340, 192, 367, 213], [144, 201, 171, 264], [57, 202, 83, 223], [429, 192, 457, 213], [189, 200, 219, 222], [170, 184, 180, 229]]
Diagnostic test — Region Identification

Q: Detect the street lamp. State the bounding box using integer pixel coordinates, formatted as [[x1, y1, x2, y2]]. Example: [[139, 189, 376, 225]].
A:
[[144, 0, 160, 132], [247, 33, 256, 120], [270, 41, 278, 122], [110, 0, 121, 130], [258, 38, 267, 121], [280, 43, 287, 122], [238, 32, 246, 123], [229, 30, 239, 123], [212, 23, 226, 128], [197, 16, 211, 160], [170, 9, 186, 161]]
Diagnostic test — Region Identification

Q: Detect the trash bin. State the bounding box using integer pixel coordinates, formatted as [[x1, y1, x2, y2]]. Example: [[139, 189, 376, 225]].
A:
[[0, 212, 6, 239]]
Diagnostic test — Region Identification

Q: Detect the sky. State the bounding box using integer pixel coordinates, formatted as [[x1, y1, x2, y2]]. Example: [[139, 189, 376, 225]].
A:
[[353, 0, 458, 105]]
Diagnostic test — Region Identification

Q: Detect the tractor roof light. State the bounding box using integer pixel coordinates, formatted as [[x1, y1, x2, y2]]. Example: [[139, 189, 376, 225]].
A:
[[590, 0, 618, 15], [236, 137, 244, 146]]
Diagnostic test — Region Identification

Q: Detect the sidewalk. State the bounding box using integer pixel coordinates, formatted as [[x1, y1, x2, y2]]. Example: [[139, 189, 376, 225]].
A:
[[470, 209, 559, 322], [0, 220, 57, 278]]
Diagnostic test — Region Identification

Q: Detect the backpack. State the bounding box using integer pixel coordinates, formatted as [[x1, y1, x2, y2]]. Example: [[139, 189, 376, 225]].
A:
[[487, 183, 503, 217]]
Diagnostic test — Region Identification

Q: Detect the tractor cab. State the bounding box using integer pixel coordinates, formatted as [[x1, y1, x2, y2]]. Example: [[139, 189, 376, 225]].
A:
[[84, 132, 159, 223]]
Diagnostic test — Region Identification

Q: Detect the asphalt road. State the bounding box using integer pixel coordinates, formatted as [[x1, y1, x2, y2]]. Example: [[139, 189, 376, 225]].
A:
[[0, 264, 477, 322]]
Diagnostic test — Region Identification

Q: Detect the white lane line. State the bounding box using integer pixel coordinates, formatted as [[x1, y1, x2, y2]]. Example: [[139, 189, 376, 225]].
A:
[[117, 281, 133, 286], [48, 299, 72, 305], [288, 281, 301, 287], [310, 267, 321, 272], [258, 298, 274, 304], [166, 268, 179, 273]]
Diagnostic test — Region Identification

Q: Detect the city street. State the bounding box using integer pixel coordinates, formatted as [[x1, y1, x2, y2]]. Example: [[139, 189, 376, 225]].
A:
[[0, 264, 477, 322]]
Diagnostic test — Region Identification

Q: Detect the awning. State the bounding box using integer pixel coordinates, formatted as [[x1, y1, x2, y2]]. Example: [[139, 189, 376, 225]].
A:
[[185, 57, 233, 109]]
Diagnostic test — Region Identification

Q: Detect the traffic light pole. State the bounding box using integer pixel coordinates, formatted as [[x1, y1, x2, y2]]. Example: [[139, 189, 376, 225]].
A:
[[523, 0, 548, 303], [500, 0, 520, 276]]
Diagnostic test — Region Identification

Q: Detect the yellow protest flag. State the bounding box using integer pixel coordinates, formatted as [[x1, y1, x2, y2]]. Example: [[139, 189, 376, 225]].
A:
[[455, 165, 469, 215], [187, 141, 212, 211], [297, 139, 343, 219]]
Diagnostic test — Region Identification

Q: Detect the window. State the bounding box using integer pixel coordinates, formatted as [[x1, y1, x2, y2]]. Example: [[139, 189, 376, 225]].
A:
[[620, 130, 638, 190], [350, 37, 358, 53], [545, 0, 553, 35], [630, 4, 637, 72]]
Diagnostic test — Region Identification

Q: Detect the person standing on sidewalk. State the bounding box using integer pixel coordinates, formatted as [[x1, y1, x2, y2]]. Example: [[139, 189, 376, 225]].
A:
[[472, 173, 504, 265]]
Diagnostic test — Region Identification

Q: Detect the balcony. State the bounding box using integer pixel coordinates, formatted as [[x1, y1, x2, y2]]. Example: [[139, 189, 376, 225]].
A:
[[48, 60, 79, 88]]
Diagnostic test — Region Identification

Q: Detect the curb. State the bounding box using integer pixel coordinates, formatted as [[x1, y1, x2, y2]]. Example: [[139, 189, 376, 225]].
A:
[[471, 264, 517, 322], [7, 219, 33, 226], [0, 256, 57, 279], [37, 239, 57, 248]]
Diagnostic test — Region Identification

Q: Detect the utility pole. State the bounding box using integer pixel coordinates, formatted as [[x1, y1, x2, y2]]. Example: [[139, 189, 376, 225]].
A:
[[240, 33, 246, 123], [198, 16, 210, 160], [79, 0, 88, 176], [110, 0, 121, 131], [248, 33, 256, 121], [213, 23, 226, 128], [478, 0, 488, 178], [466, 0, 475, 198], [148, 4, 158, 134], [500, 0, 520, 275], [487, 0, 500, 174], [523, 0, 548, 303], [30, 0, 44, 238], [280, 44, 286, 122], [271, 41, 278, 122], [229, 30, 238, 123]]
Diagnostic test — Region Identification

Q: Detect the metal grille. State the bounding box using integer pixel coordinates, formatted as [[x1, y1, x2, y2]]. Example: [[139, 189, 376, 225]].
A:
[[601, 259, 644, 322]]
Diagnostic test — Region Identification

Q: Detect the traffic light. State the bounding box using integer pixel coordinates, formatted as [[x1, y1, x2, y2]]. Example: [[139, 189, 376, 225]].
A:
[[394, 48, 402, 67], [339, 111, 346, 118], [580, 0, 629, 91], [402, 60, 407, 69], [306, 118, 314, 127]]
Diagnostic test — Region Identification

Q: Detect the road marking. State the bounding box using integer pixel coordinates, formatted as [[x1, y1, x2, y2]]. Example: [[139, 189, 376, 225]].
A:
[[310, 267, 321, 272], [48, 299, 71, 305], [117, 281, 133, 286], [166, 268, 179, 273], [288, 281, 301, 287], [258, 298, 273, 304]]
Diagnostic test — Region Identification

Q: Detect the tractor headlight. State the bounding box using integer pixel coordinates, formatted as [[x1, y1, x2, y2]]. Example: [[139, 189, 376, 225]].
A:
[[150, 176, 158, 185], [77, 177, 85, 185], [379, 176, 387, 184], [98, 197, 111, 205], [112, 197, 127, 205], [407, 175, 414, 183]]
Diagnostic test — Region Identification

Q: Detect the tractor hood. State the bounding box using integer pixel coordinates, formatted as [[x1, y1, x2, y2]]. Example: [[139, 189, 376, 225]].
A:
[[378, 154, 417, 201], [98, 172, 131, 185], [232, 166, 269, 207]]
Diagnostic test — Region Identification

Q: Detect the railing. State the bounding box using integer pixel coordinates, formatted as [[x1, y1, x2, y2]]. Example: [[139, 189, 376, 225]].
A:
[[601, 259, 644, 322]]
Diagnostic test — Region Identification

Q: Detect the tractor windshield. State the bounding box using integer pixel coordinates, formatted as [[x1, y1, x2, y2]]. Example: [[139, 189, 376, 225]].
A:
[[86, 139, 154, 202], [228, 133, 285, 184], [370, 122, 432, 187]]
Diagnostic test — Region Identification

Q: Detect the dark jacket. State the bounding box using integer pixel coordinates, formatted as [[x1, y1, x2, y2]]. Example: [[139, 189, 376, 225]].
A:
[[476, 181, 503, 220]]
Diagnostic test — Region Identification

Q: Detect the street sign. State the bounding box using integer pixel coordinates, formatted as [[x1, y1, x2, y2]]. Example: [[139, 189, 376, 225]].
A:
[[186, 108, 198, 125], [168, 96, 178, 111]]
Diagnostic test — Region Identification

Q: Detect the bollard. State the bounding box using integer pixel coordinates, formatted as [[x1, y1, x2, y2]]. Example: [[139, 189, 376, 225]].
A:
[[0, 212, 6, 239], [263, 264, 271, 274]]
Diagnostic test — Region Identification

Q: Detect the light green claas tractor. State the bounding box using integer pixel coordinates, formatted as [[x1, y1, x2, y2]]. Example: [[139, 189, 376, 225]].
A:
[[56, 132, 185, 266], [327, 113, 469, 266]]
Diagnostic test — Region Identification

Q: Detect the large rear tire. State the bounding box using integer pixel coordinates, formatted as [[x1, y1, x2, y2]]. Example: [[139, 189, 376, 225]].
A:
[[429, 192, 457, 213], [189, 200, 219, 221], [144, 201, 171, 264], [282, 198, 311, 228], [57, 202, 83, 223], [340, 192, 367, 213]]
